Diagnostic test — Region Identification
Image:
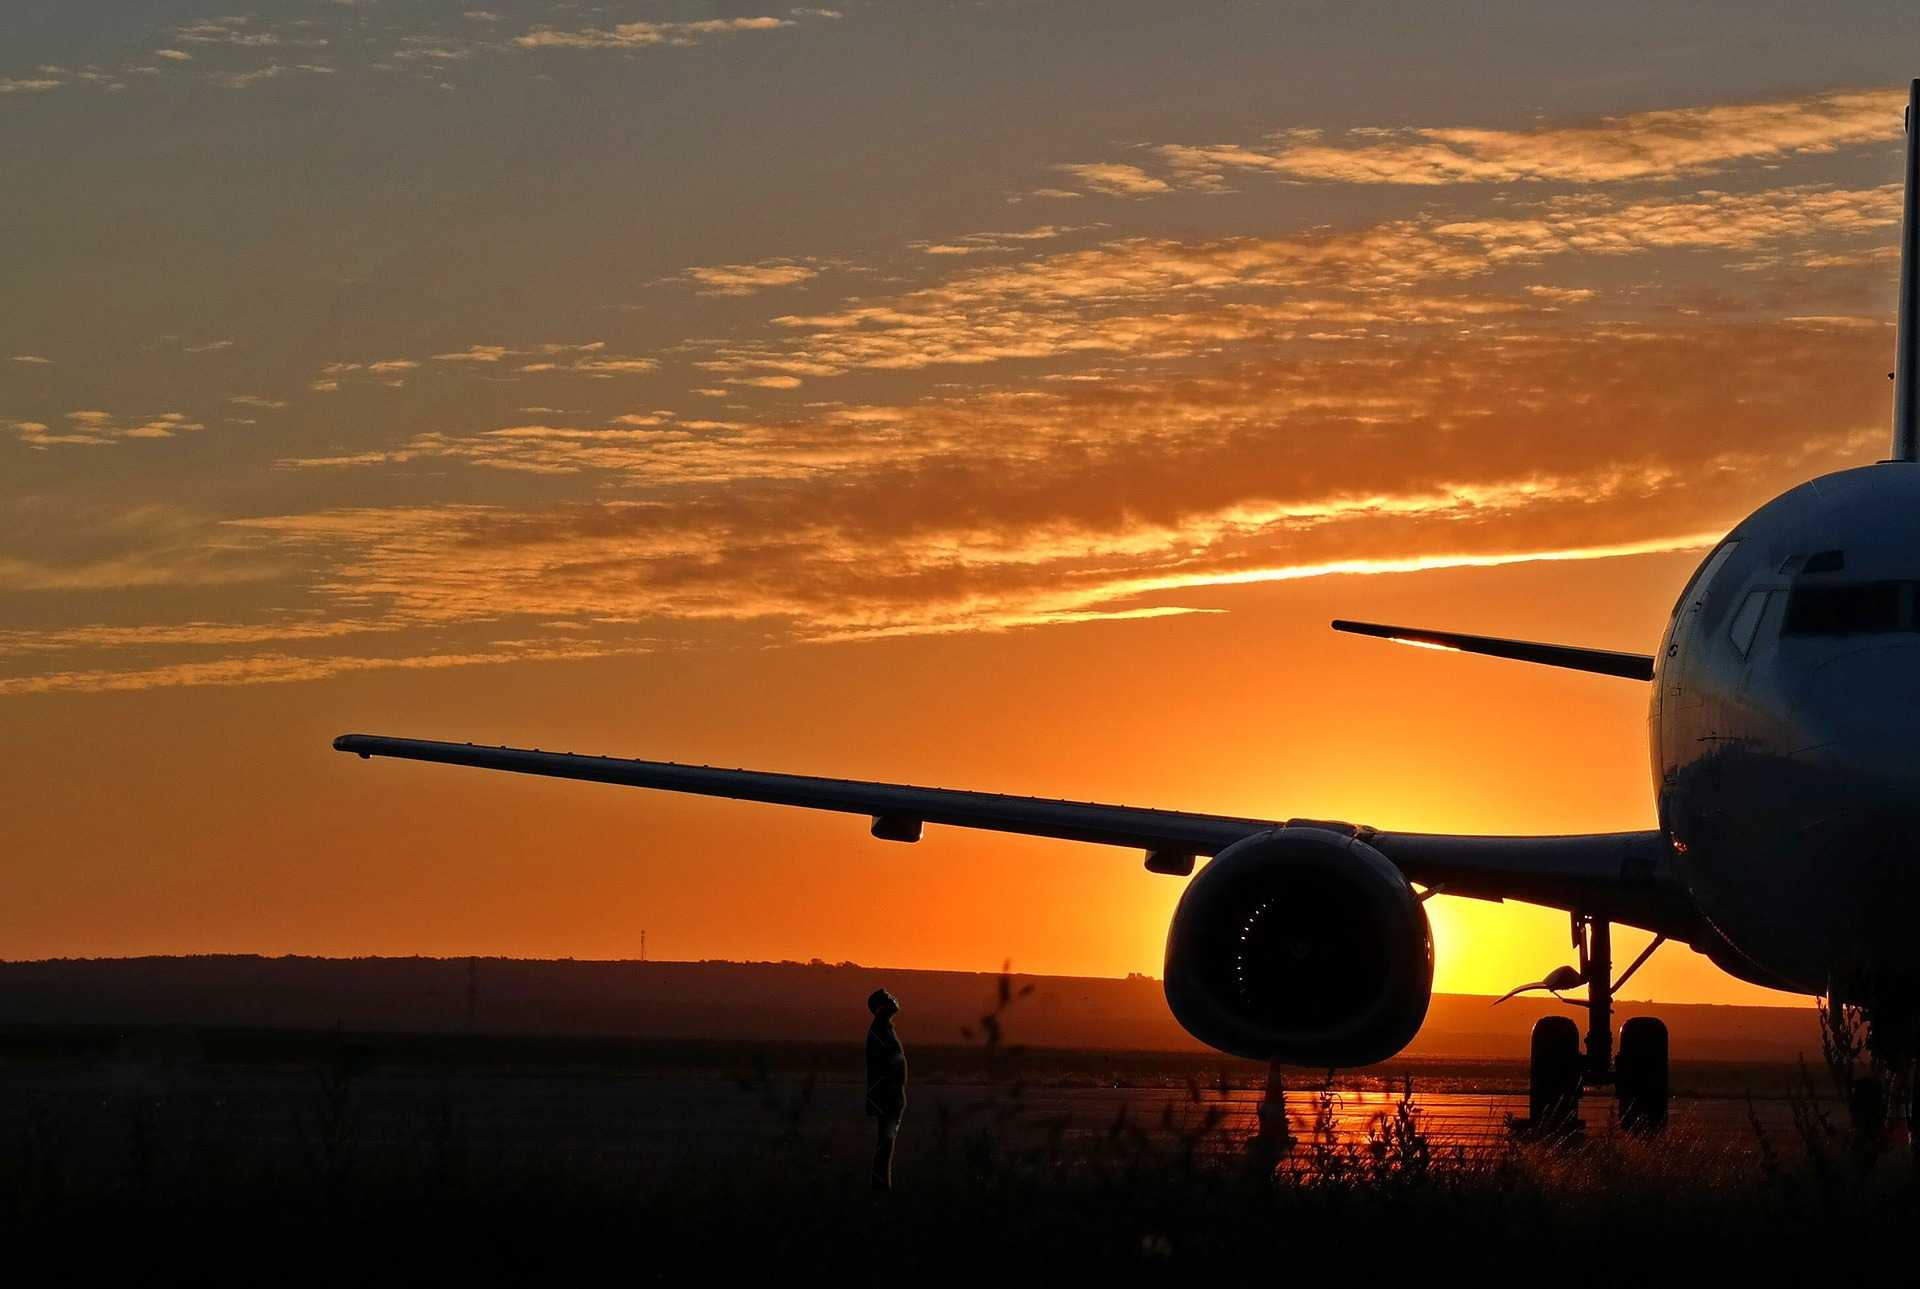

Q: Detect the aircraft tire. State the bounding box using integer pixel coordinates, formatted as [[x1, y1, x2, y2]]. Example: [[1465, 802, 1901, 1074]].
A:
[[1616, 1015, 1669, 1133], [1529, 1015, 1583, 1130]]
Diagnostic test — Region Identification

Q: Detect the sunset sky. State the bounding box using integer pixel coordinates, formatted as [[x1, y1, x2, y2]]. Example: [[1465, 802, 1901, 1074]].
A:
[[5, 1, 1918, 1007]]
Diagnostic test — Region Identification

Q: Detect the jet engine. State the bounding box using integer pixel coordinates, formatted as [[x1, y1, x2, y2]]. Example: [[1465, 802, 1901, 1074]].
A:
[[1163, 827, 1432, 1066]]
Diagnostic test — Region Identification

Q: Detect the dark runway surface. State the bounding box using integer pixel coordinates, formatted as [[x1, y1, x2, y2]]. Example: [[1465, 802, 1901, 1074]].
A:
[[0, 1057, 1820, 1179]]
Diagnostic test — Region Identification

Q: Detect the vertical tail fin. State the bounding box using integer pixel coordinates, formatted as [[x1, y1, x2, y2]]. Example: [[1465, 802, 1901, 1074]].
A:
[[1894, 78, 1920, 462]]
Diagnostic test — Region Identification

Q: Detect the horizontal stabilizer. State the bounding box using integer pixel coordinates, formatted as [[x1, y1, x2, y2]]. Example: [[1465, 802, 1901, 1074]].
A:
[[1331, 620, 1654, 681]]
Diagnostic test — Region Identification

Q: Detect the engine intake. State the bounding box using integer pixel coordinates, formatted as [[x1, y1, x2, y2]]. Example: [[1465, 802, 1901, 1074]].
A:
[[1163, 827, 1432, 1066]]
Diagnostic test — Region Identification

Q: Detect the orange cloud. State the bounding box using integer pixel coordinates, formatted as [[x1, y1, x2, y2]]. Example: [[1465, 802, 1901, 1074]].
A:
[[1051, 163, 1173, 196], [1072, 88, 1903, 193], [912, 225, 1101, 256], [671, 260, 824, 296], [10, 410, 207, 448], [7, 305, 1885, 696], [317, 342, 646, 388], [0, 641, 656, 697], [514, 18, 792, 51], [192, 315, 1874, 672], [677, 184, 1895, 383]]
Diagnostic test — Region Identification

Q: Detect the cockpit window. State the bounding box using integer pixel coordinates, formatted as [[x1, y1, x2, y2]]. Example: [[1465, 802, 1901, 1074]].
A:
[[1781, 583, 1908, 637], [1727, 591, 1769, 656], [1669, 541, 1740, 618], [1802, 550, 1846, 574]]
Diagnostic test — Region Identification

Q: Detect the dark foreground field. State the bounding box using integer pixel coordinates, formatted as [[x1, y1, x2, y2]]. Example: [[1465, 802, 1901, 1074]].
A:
[[2, 1026, 1913, 1284]]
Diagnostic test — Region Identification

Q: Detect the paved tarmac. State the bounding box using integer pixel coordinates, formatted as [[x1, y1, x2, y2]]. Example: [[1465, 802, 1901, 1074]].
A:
[[0, 1060, 1821, 1179]]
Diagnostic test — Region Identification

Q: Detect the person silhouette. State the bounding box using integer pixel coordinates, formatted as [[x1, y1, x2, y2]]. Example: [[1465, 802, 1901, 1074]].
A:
[[864, 987, 907, 1190]]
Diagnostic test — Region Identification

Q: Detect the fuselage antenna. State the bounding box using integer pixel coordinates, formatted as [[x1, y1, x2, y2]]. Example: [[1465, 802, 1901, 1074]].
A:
[[1894, 79, 1920, 462]]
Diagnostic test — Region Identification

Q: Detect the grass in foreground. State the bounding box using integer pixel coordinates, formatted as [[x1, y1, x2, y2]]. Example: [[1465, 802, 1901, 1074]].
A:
[[2, 993, 1913, 1283], [3, 1067, 1913, 1285]]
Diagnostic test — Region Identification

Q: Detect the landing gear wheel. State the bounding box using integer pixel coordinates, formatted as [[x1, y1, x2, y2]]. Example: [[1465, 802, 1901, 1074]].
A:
[[1616, 1015, 1669, 1133], [1529, 1015, 1583, 1132]]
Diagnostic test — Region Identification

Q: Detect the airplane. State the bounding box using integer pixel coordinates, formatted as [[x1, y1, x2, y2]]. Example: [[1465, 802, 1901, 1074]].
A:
[[337, 80, 1920, 1136]]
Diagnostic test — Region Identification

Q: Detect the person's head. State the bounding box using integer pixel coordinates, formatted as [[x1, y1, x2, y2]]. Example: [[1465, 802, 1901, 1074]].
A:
[[868, 988, 899, 1020]]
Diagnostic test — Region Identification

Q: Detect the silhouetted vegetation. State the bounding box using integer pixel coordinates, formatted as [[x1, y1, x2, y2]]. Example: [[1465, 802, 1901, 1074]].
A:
[[1, 983, 1913, 1284]]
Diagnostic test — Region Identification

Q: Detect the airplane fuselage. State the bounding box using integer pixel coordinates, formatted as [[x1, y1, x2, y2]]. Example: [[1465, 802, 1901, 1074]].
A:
[[1655, 462, 1920, 997]]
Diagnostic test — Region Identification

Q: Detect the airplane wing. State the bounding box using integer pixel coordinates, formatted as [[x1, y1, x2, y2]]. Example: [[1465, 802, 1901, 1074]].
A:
[[333, 735, 1268, 855], [1331, 620, 1656, 681], [332, 734, 1697, 938]]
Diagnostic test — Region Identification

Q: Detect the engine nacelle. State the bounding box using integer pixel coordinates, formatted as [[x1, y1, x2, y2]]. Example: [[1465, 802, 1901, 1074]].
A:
[[1163, 827, 1432, 1066]]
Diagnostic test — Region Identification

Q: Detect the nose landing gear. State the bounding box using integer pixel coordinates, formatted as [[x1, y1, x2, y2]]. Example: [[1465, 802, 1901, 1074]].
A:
[[1504, 915, 1669, 1137]]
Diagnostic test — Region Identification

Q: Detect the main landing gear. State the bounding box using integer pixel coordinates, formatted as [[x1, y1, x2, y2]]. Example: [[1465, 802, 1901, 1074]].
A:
[[1505, 914, 1670, 1137]]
